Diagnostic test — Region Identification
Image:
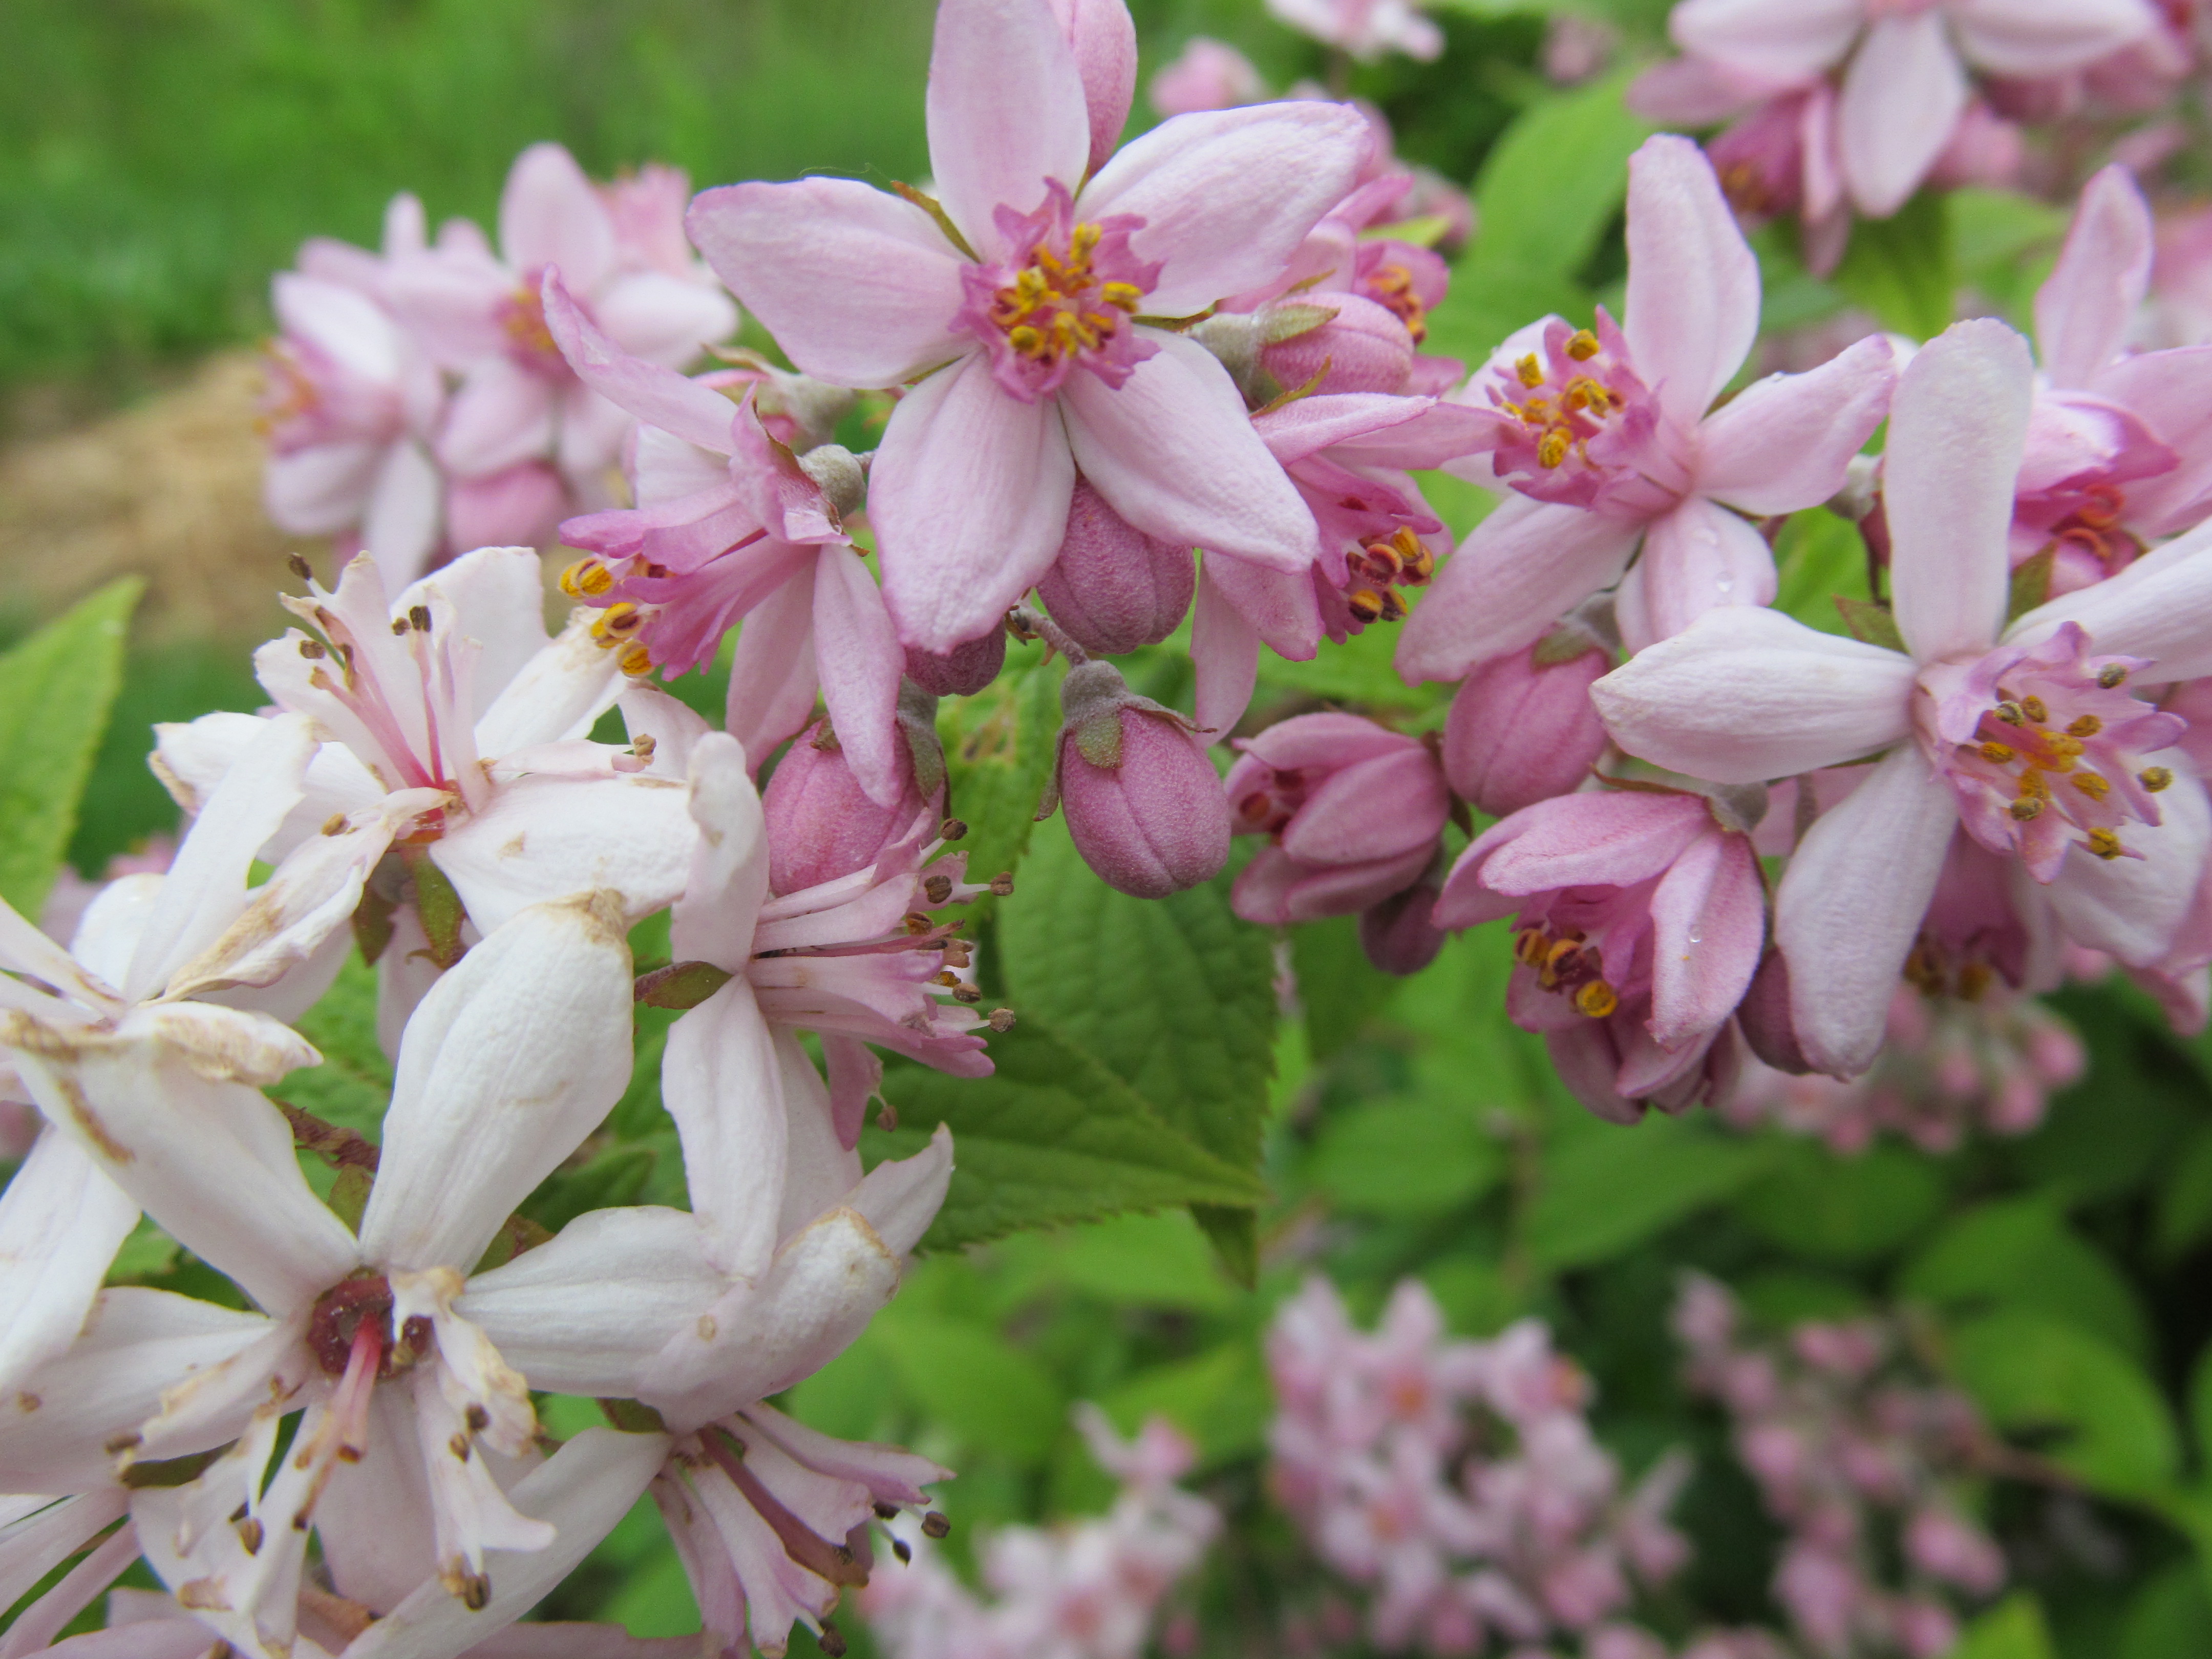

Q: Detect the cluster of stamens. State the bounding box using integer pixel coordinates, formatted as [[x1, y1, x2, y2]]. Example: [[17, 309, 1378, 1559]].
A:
[[1360, 261, 1429, 344], [2045, 484, 2139, 572], [496, 281, 561, 364], [1961, 667, 2168, 862], [1512, 924, 1618, 1018], [1342, 527, 1436, 625], [1504, 329, 1619, 470], [563, 557, 668, 677], [1902, 935, 1995, 1004], [989, 222, 1144, 370]]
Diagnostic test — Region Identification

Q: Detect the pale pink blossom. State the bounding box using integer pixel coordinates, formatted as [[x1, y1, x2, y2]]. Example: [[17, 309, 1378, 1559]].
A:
[[685, 0, 1369, 652], [1593, 317, 2212, 1072], [1267, 0, 1444, 62], [1148, 37, 1266, 116], [1400, 136, 1897, 682], [1667, 0, 2160, 215]]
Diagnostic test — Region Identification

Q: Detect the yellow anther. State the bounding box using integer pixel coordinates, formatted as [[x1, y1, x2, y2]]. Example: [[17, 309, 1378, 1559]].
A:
[[1958, 961, 1992, 1003], [2140, 765, 2175, 792], [1994, 701, 2025, 726], [2067, 715, 2102, 737], [2087, 827, 2125, 860], [1977, 741, 2015, 764], [560, 559, 614, 599], [617, 642, 654, 677], [1538, 429, 1571, 469], [1514, 929, 1548, 967], [2010, 797, 2045, 821], [588, 602, 640, 645], [2020, 695, 2049, 723], [2097, 663, 2129, 688], [1100, 282, 1142, 311], [1516, 354, 1544, 389], [2048, 734, 2085, 757], [1565, 329, 1601, 361], [1008, 325, 1044, 355], [2018, 770, 2050, 798], [1573, 981, 1619, 1018], [2072, 771, 2111, 801]]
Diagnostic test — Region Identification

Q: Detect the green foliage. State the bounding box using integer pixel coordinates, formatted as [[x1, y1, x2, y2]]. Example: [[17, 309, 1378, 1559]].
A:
[[1305, 1097, 1502, 1218], [1521, 1114, 1771, 1270], [1835, 190, 1957, 341], [279, 953, 392, 1141], [939, 641, 1064, 897], [1949, 1312, 2181, 1500], [0, 578, 138, 918], [1733, 1140, 1948, 1263], [1901, 1197, 2154, 1365], [1958, 1595, 2060, 1659]]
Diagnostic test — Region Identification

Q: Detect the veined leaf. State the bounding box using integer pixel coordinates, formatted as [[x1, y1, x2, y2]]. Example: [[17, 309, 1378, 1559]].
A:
[[1949, 1310, 2180, 1499], [940, 639, 1063, 901]]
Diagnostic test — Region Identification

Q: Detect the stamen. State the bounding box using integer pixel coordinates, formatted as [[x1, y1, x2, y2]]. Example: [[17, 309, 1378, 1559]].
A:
[[2140, 766, 2174, 792], [2098, 663, 2129, 688], [1572, 982, 1618, 1018], [2087, 828, 2125, 859]]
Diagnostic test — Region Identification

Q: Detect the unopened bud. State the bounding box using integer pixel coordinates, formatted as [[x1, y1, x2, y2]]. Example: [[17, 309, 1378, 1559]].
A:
[[1359, 876, 1446, 976], [1258, 293, 1416, 397], [1737, 948, 1814, 1075], [762, 718, 932, 895], [1442, 639, 1611, 817], [1054, 662, 1229, 899], [1036, 481, 1196, 656], [905, 628, 1007, 697], [797, 444, 868, 522]]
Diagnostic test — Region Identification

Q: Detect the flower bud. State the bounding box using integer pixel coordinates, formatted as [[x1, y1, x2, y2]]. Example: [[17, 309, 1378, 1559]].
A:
[[1737, 949, 1815, 1076], [1359, 875, 1445, 976], [905, 627, 1007, 697], [762, 690, 944, 894], [1442, 636, 1611, 817], [1259, 293, 1417, 397], [1053, 661, 1229, 899], [1036, 481, 1196, 656]]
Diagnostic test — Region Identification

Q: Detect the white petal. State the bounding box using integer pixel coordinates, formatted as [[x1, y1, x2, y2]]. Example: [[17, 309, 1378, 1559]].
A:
[[472, 618, 624, 759], [2008, 516, 2212, 682], [0, 1130, 139, 1397], [671, 732, 770, 972], [433, 771, 696, 935], [661, 981, 788, 1280]]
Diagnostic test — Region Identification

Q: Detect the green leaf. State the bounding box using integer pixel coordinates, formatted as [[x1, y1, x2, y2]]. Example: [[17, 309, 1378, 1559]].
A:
[[104, 1216, 180, 1285], [278, 953, 394, 1142], [940, 641, 1064, 896], [1948, 1311, 2180, 1499], [1955, 1594, 2058, 1659], [1033, 1211, 1240, 1312], [1900, 1196, 2154, 1365], [2120, 1562, 2212, 1659], [1254, 621, 1446, 716], [1834, 595, 1906, 653], [1774, 508, 1873, 637], [1422, 260, 1587, 370], [870, 1310, 1066, 1466], [521, 1144, 656, 1236], [1468, 72, 1651, 285], [861, 1017, 1269, 1252], [1834, 190, 1956, 341], [1307, 1098, 1502, 1219], [1733, 1139, 1947, 1262], [1096, 1342, 1272, 1467], [2193, 1342, 2212, 1468], [1290, 916, 1395, 1061], [1950, 188, 2069, 325], [2154, 1124, 2212, 1260], [1522, 1115, 1771, 1271], [997, 817, 1279, 1196], [2008, 546, 2055, 623], [0, 578, 140, 919]]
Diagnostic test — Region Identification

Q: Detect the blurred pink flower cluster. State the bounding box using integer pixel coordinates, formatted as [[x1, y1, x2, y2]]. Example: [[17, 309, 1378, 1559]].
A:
[[1674, 1277, 2008, 1659], [1267, 1277, 1691, 1656], [859, 1407, 1220, 1659]]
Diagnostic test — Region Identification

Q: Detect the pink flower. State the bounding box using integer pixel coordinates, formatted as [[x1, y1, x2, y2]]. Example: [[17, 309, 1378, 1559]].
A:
[[385, 142, 736, 533], [1149, 36, 1267, 116], [1267, 0, 1445, 62], [685, 0, 1369, 652], [1668, 0, 2160, 214], [1051, 662, 1233, 899], [1442, 629, 1615, 819], [1593, 317, 2212, 1072], [1435, 789, 1764, 1122], [1400, 136, 1897, 682], [1227, 713, 1451, 926]]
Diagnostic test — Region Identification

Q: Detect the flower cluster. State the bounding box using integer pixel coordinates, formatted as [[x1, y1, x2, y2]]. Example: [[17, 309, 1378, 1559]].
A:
[[1674, 1278, 2009, 1658], [1266, 1277, 1692, 1656], [858, 1406, 1220, 1659]]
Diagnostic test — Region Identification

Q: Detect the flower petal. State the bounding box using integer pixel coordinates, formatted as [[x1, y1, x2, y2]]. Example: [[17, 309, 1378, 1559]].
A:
[[0, 1130, 138, 1397], [1648, 827, 1766, 1050], [543, 274, 739, 454], [433, 771, 696, 935], [1190, 565, 1263, 743], [1613, 495, 1780, 652], [1695, 334, 1898, 515], [436, 358, 558, 479], [1886, 318, 2036, 663], [1079, 102, 1371, 316], [1947, 0, 2159, 78], [499, 143, 614, 290], [1837, 14, 1969, 217], [661, 980, 788, 1280], [471, 618, 624, 758], [1395, 498, 1640, 683], [1591, 605, 1916, 783], [1624, 135, 1763, 429], [811, 547, 908, 809], [1668, 0, 1862, 80], [1065, 333, 1317, 575], [2007, 515, 2212, 680], [926, 0, 1093, 256], [358, 891, 635, 1274], [873, 353, 1076, 653], [1776, 746, 1958, 1075], [363, 439, 445, 593], [673, 732, 771, 973], [2037, 165, 2153, 391], [685, 181, 967, 388], [2047, 766, 2211, 967]]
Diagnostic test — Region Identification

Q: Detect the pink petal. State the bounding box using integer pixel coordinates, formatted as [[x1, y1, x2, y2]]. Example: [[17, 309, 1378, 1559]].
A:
[[1776, 746, 1958, 1075], [2009, 516, 2212, 681], [926, 0, 1093, 256], [873, 352, 1076, 651], [264, 441, 382, 536], [499, 142, 616, 291], [1064, 331, 1316, 571], [674, 733, 772, 972], [1078, 102, 1372, 317], [1624, 135, 1763, 429], [1886, 318, 2035, 662], [2047, 767, 2210, 965], [724, 565, 822, 781], [811, 547, 908, 809], [2037, 165, 2154, 391], [1695, 334, 1898, 515], [685, 181, 968, 388], [1613, 496, 1779, 652], [1948, 0, 2160, 78], [543, 274, 739, 453], [1474, 791, 1713, 897], [1239, 710, 1420, 771], [1048, 0, 1139, 175], [272, 273, 398, 384], [436, 357, 558, 477], [1669, 0, 1863, 80], [1279, 749, 1451, 863], [1628, 53, 1793, 124], [2093, 346, 2212, 535], [592, 269, 739, 369], [1838, 15, 1969, 217], [1591, 606, 1916, 783], [1648, 826, 1765, 1049], [1394, 498, 1640, 683], [1191, 564, 1263, 740]]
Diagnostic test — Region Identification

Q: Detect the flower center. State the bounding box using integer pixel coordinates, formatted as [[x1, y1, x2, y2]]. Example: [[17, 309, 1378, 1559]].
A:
[[958, 182, 1161, 402], [1480, 314, 1679, 515], [1340, 527, 1436, 627], [496, 278, 563, 368], [1359, 262, 1429, 345], [1513, 923, 1620, 1018]]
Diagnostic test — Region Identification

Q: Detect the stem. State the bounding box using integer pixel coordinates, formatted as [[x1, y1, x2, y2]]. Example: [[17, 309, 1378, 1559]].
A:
[[1007, 604, 1089, 665]]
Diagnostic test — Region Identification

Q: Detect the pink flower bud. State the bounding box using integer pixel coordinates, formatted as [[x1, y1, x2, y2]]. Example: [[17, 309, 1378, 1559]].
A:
[[1360, 875, 1445, 976], [1148, 36, 1265, 116], [1737, 949, 1815, 1075], [1054, 662, 1229, 898], [1904, 1507, 2006, 1597], [445, 459, 566, 552], [762, 712, 939, 895], [1442, 639, 1611, 817], [1259, 293, 1417, 396], [904, 628, 1007, 697], [1036, 482, 1196, 656]]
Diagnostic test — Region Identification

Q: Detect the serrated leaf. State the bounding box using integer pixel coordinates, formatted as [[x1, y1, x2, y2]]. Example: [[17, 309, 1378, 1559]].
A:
[[1948, 1310, 2180, 1499], [0, 578, 140, 919], [860, 1017, 1268, 1252], [1734, 1139, 1947, 1262], [940, 642, 1063, 897], [1834, 594, 1906, 652], [997, 819, 1278, 1176], [1835, 190, 1955, 341], [1523, 1115, 1771, 1270], [1901, 1196, 2153, 1365]]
